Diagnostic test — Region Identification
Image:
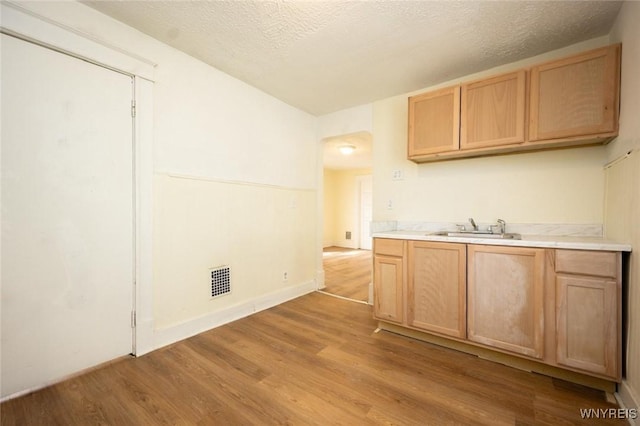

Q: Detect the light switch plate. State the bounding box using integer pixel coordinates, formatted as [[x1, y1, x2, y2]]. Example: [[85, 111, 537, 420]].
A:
[[392, 169, 404, 180]]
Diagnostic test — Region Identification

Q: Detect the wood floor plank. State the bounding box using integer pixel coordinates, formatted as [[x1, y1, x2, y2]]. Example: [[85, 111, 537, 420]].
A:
[[323, 246, 371, 302], [1, 292, 626, 425], [317, 344, 519, 425]]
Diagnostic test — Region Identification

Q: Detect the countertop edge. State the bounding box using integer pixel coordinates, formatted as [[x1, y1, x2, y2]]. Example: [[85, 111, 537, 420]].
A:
[[372, 231, 632, 252]]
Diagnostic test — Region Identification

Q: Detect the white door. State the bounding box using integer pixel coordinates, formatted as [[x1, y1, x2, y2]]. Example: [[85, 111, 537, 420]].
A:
[[1, 35, 134, 398], [359, 175, 373, 250]]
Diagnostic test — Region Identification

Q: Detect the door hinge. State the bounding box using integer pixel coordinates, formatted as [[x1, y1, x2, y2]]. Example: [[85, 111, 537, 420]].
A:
[[131, 100, 136, 118], [131, 311, 136, 328]]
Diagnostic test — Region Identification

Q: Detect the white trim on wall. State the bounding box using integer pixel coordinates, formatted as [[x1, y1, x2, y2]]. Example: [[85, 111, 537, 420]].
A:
[[152, 281, 317, 351], [164, 172, 316, 193], [356, 174, 373, 250], [615, 380, 639, 425], [133, 77, 155, 356], [1, 1, 156, 80]]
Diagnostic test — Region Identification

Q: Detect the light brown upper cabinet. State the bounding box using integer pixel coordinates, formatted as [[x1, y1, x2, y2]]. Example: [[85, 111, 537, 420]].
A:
[[408, 86, 460, 156], [408, 44, 621, 163], [529, 44, 620, 142], [460, 70, 526, 150]]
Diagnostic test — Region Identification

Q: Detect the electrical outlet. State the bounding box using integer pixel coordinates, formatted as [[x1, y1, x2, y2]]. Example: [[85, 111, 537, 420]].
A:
[[283, 271, 288, 281], [346, 231, 352, 240], [387, 199, 393, 210], [288, 195, 297, 209]]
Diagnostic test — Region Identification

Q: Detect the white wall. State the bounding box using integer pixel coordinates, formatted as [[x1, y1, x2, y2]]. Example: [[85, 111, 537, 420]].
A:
[[2, 1, 319, 359], [372, 37, 611, 227], [153, 176, 316, 330], [607, 0, 640, 415], [4, 0, 636, 406], [148, 31, 319, 334], [323, 169, 339, 247], [318, 104, 373, 141], [323, 168, 372, 248], [153, 53, 317, 188]]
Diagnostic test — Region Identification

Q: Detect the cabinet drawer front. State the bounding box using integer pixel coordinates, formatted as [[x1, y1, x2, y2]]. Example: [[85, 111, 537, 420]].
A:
[[374, 238, 404, 257], [555, 250, 618, 278]]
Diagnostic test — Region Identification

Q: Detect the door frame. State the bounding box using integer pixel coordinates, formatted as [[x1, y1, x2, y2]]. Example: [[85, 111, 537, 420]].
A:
[[356, 174, 373, 250], [1, 2, 155, 356]]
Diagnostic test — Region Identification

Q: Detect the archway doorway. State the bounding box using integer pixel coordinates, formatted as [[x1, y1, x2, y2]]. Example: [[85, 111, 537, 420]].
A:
[[321, 131, 372, 303]]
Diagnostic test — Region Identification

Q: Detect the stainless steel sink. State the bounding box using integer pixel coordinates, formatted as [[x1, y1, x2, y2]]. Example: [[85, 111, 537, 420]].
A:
[[429, 231, 521, 240]]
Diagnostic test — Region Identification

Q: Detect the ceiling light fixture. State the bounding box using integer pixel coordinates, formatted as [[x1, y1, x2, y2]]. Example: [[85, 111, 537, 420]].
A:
[[339, 144, 356, 155]]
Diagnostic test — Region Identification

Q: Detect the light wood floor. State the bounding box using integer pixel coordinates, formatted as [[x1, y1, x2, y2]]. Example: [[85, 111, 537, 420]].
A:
[[1, 292, 624, 425], [322, 246, 371, 302]]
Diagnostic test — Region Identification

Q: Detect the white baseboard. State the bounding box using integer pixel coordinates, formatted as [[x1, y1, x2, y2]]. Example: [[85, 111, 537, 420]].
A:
[[324, 241, 358, 249], [338, 240, 358, 249], [151, 280, 317, 352], [616, 380, 640, 425], [316, 269, 326, 289], [2, 281, 316, 401]]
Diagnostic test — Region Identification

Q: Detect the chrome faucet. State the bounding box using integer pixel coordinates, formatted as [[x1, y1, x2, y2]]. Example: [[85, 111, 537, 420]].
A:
[[497, 219, 506, 234], [488, 219, 506, 234], [468, 217, 478, 231]]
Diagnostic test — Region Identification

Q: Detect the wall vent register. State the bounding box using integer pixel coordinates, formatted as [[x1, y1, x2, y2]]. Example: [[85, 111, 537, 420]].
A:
[[210, 265, 231, 298]]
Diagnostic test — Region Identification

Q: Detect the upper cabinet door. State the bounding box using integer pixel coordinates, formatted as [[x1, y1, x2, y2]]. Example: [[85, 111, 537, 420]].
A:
[[408, 86, 460, 156], [460, 70, 526, 150], [529, 44, 621, 141]]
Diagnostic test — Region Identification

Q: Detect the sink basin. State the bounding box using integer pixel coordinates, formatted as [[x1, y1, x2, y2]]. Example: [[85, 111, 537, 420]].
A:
[[429, 231, 521, 240]]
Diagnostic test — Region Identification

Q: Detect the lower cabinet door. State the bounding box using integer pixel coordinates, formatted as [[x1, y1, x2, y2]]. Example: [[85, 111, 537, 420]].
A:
[[407, 241, 466, 338], [556, 274, 619, 378], [467, 245, 545, 359], [373, 255, 404, 323]]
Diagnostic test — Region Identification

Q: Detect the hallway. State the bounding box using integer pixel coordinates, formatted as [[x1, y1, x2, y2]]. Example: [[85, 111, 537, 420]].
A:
[[322, 247, 372, 303]]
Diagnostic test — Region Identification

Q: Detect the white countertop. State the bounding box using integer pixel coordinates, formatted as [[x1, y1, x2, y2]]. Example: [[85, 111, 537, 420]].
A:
[[372, 230, 632, 252]]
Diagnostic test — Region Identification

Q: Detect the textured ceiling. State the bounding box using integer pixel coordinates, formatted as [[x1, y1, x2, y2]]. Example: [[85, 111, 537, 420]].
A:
[[84, 0, 622, 116]]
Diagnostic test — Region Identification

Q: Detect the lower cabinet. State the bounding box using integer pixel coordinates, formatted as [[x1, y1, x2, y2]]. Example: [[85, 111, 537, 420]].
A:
[[467, 245, 545, 359], [373, 239, 405, 324], [407, 241, 466, 338], [373, 255, 404, 323], [372, 238, 623, 382], [555, 250, 621, 378]]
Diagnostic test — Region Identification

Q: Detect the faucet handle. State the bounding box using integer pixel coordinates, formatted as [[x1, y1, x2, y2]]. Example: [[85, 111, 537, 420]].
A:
[[487, 219, 507, 234], [455, 224, 466, 231]]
